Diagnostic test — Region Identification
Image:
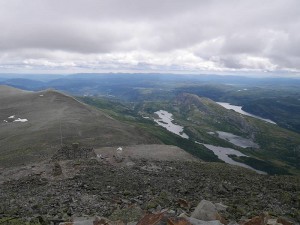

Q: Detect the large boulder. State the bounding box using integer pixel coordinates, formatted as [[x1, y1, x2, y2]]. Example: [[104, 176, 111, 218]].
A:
[[191, 200, 221, 221]]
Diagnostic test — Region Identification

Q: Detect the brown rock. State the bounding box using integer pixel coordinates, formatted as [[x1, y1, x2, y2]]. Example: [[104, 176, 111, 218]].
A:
[[215, 213, 228, 225], [242, 213, 269, 225], [137, 212, 165, 225], [243, 216, 262, 225], [178, 198, 191, 210], [167, 217, 192, 225], [277, 218, 293, 225]]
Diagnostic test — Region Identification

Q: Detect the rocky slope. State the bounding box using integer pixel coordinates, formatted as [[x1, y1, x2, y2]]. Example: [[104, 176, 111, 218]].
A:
[[0, 150, 299, 224]]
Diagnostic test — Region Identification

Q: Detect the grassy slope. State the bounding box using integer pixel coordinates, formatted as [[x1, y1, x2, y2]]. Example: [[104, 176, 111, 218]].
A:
[[78, 96, 221, 162], [0, 87, 160, 167], [175, 84, 300, 133], [119, 93, 300, 175], [187, 97, 300, 175]]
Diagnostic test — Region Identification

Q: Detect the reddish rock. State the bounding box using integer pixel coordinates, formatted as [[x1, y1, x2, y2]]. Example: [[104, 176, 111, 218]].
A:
[[167, 217, 192, 225], [215, 213, 228, 225], [242, 213, 270, 225], [178, 198, 191, 210], [242, 216, 263, 225], [137, 212, 165, 225]]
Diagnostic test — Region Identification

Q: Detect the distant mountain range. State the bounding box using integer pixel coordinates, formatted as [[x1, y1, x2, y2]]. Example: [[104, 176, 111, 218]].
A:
[[0, 73, 299, 134]]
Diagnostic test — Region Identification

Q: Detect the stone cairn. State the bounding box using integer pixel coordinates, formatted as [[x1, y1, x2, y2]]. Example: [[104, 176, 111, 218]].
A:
[[52, 143, 96, 161]]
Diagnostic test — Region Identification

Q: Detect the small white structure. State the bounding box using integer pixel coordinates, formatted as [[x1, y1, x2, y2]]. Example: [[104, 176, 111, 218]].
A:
[[115, 147, 123, 162]]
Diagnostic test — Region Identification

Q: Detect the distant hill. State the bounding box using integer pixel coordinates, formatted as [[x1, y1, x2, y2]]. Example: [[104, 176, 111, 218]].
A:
[[135, 92, 300, 174], [0, 85, 160, 167], [0, 73, 299, 133], [0, 78, 46, 90]]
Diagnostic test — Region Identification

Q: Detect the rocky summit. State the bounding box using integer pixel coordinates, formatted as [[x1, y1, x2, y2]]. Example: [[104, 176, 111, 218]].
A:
[[0, 148, 299, 224]]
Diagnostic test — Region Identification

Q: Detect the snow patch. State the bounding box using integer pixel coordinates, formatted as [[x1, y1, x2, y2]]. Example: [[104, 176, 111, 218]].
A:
[[13, 118, 28, 122], [5, 115, 28, 123]]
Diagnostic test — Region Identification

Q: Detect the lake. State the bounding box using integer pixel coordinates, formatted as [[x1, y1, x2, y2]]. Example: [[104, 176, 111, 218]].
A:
[[217, 102, 276, 124], [154, 110, 189, 139], [195, 141, 266, 174], [215, 131, 259, 148]]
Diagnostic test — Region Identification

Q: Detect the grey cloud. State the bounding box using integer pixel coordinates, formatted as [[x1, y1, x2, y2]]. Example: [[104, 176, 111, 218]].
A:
[[0, 0, 299, 73]]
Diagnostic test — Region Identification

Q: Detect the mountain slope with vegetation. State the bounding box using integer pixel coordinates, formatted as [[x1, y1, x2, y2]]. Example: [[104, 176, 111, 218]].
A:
[[129, 93, 300, 175], [0, 86, 160, 167]]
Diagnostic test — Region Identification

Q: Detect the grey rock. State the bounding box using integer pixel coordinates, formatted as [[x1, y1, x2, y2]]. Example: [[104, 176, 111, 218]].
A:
[[59, 218, 94, 225], [227, 221, 239, 225], [267, 219, 282, 225], [215, 203, 228, 212], [52, 162, 63, 176], [191, 200, 219, 221]]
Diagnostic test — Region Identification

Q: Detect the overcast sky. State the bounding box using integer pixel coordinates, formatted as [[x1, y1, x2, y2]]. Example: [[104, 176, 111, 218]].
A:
[[0, 0, 299, 75]]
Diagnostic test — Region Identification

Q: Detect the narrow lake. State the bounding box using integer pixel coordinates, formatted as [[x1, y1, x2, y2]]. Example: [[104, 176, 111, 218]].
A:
[[217, 102, 276, 124], [215, 131, 259, 148], [195, 141, 266, 174], [154, 110, 189, 139]]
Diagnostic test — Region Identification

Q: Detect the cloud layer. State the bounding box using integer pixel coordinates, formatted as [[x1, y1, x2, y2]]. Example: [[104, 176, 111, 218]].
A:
[[0, 0, 299, 74]]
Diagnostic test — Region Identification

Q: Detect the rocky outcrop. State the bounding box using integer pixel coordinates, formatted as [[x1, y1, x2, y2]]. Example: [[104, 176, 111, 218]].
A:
[[51, 145, 96, 161], [52, 162, 63, 176]]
